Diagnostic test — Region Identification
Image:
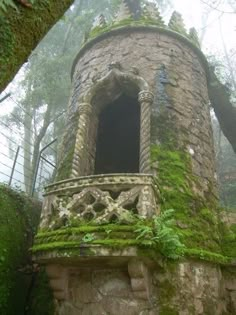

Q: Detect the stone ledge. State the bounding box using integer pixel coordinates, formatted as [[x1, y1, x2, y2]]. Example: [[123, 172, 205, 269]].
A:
[[33, 245, 157, 268], [44, 173, 154, 195]]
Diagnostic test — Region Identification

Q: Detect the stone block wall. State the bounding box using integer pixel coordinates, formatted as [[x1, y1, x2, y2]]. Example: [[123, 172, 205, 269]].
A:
[[40, 26, 236, 315], [58, 27, 216, 199], [46, 259, 235, 315]]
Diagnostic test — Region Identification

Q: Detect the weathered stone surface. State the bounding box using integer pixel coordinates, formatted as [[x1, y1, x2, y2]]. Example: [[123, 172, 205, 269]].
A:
[[92, 270, 131, 297], [35, 18, 235, 315], [47, 259, 235, 315], [39, 174, 157, 229], [53, 266, 152, 315], [59, 28, 217, 200]]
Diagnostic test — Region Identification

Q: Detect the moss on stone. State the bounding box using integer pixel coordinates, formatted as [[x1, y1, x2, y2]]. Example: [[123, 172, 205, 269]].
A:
[[87, 17, 166, 42], [32, 221, 232, 264], [183, 248, 230, 264], [219, 219, 236, 258], [32, 239, 142, 253], [87, 14, 200, 53], [0, 0, 74, 91], [37, 223, 136, 236], [151, 144, 222, 254], [56, 145, 74, 181], [0, 185, 41, 314], [159, 307, 178, 315]]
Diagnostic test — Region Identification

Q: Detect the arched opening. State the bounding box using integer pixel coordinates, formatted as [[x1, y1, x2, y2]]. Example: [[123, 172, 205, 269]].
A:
[[94, 94, 140, 174]]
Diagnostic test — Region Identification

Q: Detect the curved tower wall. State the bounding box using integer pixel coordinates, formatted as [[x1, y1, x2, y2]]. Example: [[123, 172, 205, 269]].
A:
[[59, 28, 216, 198], [32, 23, 234, 315]]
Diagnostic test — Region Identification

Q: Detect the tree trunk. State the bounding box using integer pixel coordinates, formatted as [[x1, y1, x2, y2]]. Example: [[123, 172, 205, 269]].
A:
[[23, 103, 33, 193], [30, 104, 52, 194], [0, 0, 74, 92], [208, 68, 236, 154], [219, 18, 236, 91]]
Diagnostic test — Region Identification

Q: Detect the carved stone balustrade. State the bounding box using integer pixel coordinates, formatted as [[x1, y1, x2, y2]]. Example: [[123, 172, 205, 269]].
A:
[[40, 174, 158, 230]]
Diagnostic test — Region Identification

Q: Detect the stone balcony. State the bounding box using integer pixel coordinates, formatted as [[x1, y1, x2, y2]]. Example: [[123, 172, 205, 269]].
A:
[[33, 174, 159, 263], [39, 174, 158, 230], [33, 174, 159, 302]]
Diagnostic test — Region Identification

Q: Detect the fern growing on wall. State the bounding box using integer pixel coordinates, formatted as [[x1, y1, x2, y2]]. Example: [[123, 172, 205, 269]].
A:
[[135, 209, 185, 259]]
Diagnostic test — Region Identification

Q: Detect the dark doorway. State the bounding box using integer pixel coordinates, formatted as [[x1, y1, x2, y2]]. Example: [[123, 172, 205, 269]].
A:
[[94, 94, 140, 174]]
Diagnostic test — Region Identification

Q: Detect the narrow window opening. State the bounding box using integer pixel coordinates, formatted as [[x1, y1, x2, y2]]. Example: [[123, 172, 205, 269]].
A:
[[94, 94, 140, 174]]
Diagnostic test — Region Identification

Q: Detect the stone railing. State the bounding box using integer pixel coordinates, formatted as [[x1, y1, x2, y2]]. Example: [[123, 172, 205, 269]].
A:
[[40, 174, 158, 229]]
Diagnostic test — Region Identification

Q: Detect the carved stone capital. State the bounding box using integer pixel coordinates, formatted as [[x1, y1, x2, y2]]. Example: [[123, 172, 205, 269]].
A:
[[78, 103, 92, 116], [138, 90, 154, 104], [108, 61, 122, 70]]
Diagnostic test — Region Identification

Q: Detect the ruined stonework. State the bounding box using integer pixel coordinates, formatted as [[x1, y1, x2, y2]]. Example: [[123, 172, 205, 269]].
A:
[[33, 2, 235, 314]]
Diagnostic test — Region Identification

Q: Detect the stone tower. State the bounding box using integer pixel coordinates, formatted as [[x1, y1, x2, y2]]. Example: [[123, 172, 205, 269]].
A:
[[33, 1, 235, 314]]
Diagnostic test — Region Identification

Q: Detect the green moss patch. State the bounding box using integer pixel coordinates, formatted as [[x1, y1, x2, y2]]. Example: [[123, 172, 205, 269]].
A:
[[56, 145, 74, 181], [88, 17, 165, 41], [0, 0, 73, 91], [220, 221, 236, 259], [0, 185, 41, 314], [151, 144, 222, 254]]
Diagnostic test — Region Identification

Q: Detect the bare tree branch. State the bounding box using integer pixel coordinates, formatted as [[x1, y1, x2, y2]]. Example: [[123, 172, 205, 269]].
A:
[[200, 0, 236, 14]]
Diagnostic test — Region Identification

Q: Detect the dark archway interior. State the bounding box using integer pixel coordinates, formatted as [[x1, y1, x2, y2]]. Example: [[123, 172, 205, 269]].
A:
[[94, 94, 140, 174]]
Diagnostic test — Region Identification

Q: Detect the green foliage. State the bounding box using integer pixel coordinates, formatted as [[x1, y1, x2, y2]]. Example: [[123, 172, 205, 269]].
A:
[[0, 0, 17, 12], [183, 248, 230, 264], [151, 144, 222, 253], [0, 0, 36, 12], [219, 220, 236, 258], [33, 211, 184, 260], [135, 209, 185, 259], [33, 216, 233, 264], [0, 15, 15, 67], [0, 185, 41, 314], [81, 233, 95, 243], [159, 307, 178, 315]]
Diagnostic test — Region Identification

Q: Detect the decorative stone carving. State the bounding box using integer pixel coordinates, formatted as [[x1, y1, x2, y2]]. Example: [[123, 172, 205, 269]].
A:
[[143, 2, 164, 26], [98, 14, 107, 27], [189, 27, 200, 48], [67, 185, 154, 223], [77, 102, 92, 115], [115, 0, 133, 22], [71, 102, 93, 177], [69, 65, 152, 177], [108, 61, 122, 70], [138, 90, 154, 104], [168, 11, 187, 34], [40, 174, 158, 229], [138, 91, 154, 174]]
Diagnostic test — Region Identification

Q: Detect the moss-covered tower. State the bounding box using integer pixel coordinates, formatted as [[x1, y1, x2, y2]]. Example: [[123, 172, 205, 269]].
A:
[[33, 1, 236, 314]]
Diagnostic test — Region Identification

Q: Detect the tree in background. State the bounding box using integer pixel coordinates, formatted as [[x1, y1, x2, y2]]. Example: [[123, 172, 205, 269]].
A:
[[1, 0, 236, 204], [3, 0, 122, 193]]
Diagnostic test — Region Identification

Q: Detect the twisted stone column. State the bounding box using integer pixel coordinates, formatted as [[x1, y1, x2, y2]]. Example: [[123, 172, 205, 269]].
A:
[[71, 103, 92, 177], [138, 91, 154, 174]]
